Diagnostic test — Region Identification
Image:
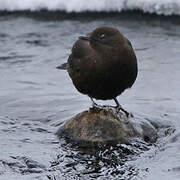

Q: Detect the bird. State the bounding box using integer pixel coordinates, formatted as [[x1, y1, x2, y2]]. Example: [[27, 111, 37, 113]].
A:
[[58, 26, 138, 117]]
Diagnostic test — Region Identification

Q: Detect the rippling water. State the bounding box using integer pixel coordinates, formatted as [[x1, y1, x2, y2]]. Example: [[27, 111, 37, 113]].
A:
[[0, 13, 180, 180]]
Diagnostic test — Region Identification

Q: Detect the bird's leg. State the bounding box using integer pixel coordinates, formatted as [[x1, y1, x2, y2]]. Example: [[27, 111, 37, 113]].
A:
[[90, 97, 103, 109], [90, 97, 96, 106], [114, 97, 129, 117]]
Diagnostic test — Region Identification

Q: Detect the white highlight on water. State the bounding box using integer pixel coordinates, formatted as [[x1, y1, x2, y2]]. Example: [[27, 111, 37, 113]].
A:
[[0, 0, 180, 15]]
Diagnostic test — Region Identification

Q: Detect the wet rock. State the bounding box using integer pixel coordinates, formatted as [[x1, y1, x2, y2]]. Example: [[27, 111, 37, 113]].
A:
[[57, 107, 157, 145]]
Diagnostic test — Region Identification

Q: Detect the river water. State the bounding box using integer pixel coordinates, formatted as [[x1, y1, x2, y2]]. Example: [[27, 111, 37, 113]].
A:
[[0, 12, 180, 180]]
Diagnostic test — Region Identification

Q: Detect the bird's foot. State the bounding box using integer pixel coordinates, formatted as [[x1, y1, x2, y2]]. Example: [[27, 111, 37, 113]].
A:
[[91, 104, 133, 118], [113, 97, 132, 117], [102, 105, 115, 109], [116, 106, 133, 118], [101, 105, 133, 118], [92, 102, 104, 110], [90, 97, 104, 110]]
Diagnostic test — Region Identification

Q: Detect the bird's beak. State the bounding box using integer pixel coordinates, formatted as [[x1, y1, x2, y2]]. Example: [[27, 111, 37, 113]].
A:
[[79, 35, 91, 41]]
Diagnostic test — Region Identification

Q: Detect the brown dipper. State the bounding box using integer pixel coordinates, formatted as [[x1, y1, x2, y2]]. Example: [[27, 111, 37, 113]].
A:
[[64, 26, 137, 116]]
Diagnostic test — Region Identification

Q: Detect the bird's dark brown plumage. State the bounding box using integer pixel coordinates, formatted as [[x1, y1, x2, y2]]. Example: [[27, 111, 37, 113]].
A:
[[64, 26, 137, 116], [67, 26, 137, 98]]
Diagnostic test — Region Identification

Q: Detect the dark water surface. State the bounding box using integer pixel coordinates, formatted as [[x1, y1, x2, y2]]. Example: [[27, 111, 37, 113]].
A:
[[0, 13, 180, 179]]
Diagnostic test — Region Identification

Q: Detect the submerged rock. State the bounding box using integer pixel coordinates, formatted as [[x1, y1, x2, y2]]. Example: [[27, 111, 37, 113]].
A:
[[57, 107, 157, 145]]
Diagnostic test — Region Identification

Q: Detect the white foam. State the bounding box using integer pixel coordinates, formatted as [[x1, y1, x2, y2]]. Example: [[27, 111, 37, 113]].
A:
[[0, 0, 180, 15]]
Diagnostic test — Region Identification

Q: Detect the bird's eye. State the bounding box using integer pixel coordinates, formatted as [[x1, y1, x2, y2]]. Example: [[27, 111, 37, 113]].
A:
[[99, 34, 105, 39]]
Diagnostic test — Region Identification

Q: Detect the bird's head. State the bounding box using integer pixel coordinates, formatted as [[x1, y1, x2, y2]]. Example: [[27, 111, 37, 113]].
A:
[[79, 26, 124, 49]]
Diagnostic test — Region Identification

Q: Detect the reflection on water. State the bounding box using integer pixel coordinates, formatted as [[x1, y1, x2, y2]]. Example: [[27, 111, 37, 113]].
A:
[[0, 13, 180, 179]]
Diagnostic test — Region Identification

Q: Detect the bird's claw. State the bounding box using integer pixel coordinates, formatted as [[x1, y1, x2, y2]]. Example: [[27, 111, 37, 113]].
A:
[[116, 106, 132, 118]]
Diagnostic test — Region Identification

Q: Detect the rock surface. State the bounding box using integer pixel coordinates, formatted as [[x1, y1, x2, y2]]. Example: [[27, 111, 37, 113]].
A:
[[57, 107, 157, 145]]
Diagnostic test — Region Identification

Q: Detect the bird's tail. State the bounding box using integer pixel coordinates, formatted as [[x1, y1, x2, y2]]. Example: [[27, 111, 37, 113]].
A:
[[56, 62, 67, 70]]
